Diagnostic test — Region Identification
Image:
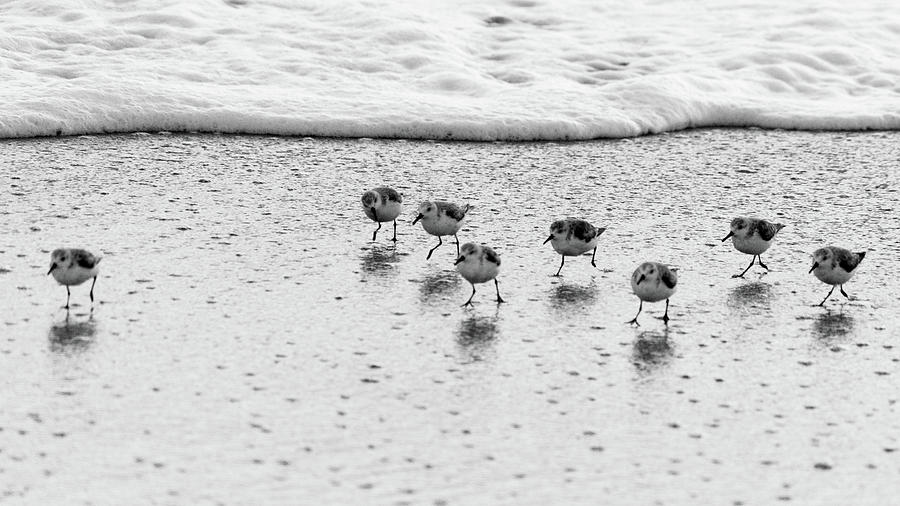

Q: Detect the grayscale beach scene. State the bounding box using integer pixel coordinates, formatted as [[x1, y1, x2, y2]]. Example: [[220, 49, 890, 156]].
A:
[[2, 0, 899, 504]]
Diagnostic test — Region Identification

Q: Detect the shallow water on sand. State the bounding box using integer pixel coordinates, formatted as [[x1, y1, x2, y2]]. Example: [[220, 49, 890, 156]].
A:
[[1, 130, 898, 504]]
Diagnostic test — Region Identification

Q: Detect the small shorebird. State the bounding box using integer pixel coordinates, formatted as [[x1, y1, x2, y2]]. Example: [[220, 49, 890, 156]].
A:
[[48, 248, 101, 309], [454, 242, 504, 306], [722, 217, 785, 278], [809, 246, 865, 306], [627, 262, 677, 325], [413, 201, 470, 260], [361, 187, 403, 241], [543, 218, 606, 276]]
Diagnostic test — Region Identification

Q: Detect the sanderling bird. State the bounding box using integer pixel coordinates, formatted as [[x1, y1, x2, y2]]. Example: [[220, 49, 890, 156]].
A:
[[809, 246, 866, 306], [627, 262, 677, 325], [454, 242, 504, 306], [543, 218, 606, 276], [722, 217, 785, 278], [361, 187, 403, 241], [412, 201, 470, 260], [47, 248, 101, 309]]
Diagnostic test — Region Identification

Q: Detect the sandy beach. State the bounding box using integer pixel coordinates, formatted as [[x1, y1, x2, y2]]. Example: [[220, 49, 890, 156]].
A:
[[1, 129, 898, 504]]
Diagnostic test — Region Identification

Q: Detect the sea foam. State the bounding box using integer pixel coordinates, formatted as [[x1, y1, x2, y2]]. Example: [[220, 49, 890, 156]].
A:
[[1, 0, 899, 140]]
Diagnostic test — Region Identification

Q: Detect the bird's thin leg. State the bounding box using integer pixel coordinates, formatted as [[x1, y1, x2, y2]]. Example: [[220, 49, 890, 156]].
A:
[[462, 283, 476, 307], [817, 285, 835, 306], [391, 220, 398, 242], [661, 299, 670, 324], [426, 236, 442, 260], [591, 247, 597, 268], [839, 285, 850, 299], [494, 279, 505, 303], [732, 256, 756, 278], [554, 255, 565, 277], [454, 234, 460, 256], [627, 300, 643, 326], [65, 286, 71, 309], [372, 222, 382, 241], [757, 255, 769, 270], [90, 276, 97, 303]]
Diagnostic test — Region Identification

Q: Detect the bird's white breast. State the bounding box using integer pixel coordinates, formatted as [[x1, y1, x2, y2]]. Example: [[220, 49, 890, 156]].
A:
[[457, 259, 498, 284], [52, 265, 98, 286], [550, 236, 597, 256], [631, 278, 675, 303], [732, 234, 772, 255], [376, 201, 402, 222], [813, 265, 853, 285], [422, 214, 463, 236]]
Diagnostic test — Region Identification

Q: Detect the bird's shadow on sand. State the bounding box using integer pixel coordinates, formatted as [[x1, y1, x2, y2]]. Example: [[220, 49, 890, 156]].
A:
[[48, 312, 97, 354], [359, 244, 401, 275], [455, 314, 500, 363], [418, 269, 461, 300], [811, 310, 855, 341], [547, 281, 598, 310], [726, 281, 772, 312], [632, 328, 673, 374]]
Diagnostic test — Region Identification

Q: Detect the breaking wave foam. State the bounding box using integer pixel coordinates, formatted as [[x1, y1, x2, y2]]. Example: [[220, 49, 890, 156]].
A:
[[2, 0, 899, 140]]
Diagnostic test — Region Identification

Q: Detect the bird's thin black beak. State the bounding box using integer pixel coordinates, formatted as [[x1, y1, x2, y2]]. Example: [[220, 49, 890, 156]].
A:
[[543, 234, 554, 245], [636, 274, 645, 285], [454, 256, 464, 265], [370, 206, 377, 219], [809, 262, 818, 274], [47, 263, 57, 275], [412, 213, 423, 225], [721, 231, 734, 242]]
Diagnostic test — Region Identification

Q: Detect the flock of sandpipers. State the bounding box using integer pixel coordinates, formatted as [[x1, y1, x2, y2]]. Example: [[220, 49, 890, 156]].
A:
[[46, 186, 866, 326], [359, 186, 866, 325]]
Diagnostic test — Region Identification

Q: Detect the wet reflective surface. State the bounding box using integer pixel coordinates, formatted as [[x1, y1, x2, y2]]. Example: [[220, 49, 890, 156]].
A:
[[632, 329, 674, 373], [1, 130, 898, 504], [47, 314, 97, 354]]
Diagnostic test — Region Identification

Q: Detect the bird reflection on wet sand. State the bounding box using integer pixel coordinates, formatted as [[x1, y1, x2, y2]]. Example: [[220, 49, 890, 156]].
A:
[[547, 282, 597, 310], [418, 269, 461, 299], [456, 315, 499, 363], [632, 329, 673, 373], [359, 244, 401, 275], [726, 282, 772, 312], [49, 314, 97, 353], [812, 310, 855, 340]]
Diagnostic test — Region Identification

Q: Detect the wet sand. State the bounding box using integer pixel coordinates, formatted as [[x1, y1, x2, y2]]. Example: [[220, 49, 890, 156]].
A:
[[1, 130, 898, 504]]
